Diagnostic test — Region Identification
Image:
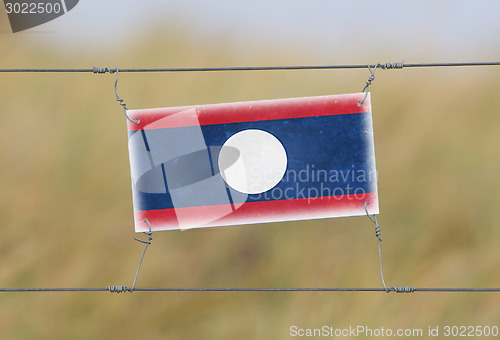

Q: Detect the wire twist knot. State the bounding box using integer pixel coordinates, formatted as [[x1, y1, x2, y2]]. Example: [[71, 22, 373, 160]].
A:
[[361, 68, 376, 93], [108, 286, 129, 293], [128, 219, 154, 293], [134, 223, 153, 245], [93, 66, 139, 123], [364, 202, 382, 242], [358, 64, 378, 105], [391, 286, 415, 293], [365, 202, 416, 294], [358, 61, 404, 105], [92, 67, 116, 74], [113, 68, 139, 123], [380, 61, 404, 70]]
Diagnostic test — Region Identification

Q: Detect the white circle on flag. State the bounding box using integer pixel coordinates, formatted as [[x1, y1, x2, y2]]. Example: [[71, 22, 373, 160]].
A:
[[219, 129, 287, 194]]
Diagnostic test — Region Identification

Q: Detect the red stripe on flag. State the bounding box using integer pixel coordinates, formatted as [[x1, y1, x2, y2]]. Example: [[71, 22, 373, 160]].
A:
[[127, 93, 370, 131], [134, 192, 378, 232]]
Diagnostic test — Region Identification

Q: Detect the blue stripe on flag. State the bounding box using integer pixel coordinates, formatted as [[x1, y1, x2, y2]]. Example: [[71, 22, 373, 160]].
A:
[[130, 112, 376, 211]]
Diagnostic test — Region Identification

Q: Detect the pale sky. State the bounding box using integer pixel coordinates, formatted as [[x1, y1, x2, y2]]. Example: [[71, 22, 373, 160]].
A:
[[3, 0, 500, 61]]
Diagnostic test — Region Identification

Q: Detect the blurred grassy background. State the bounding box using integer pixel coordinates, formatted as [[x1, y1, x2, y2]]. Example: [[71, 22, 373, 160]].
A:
[[1, 13, 500, 340]]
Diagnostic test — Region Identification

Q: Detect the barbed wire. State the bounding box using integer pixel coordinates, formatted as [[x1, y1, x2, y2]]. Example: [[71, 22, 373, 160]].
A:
[[0, 61, 499, 73]]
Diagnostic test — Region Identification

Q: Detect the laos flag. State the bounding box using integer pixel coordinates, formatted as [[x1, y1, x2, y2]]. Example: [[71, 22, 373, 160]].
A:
[[127, 93, 378, 232]]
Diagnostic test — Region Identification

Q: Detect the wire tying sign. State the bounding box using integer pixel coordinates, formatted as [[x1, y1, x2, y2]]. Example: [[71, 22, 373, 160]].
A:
[[126, 93, 378, 232]]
